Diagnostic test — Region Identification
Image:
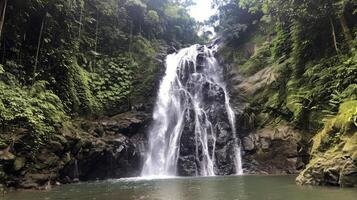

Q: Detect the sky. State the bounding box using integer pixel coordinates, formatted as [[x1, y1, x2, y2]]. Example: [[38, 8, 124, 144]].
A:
[[188, 0, 217, 22]]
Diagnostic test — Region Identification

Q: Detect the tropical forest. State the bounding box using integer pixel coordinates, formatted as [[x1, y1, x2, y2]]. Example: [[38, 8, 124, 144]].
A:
[[0, 0, 356, 199]]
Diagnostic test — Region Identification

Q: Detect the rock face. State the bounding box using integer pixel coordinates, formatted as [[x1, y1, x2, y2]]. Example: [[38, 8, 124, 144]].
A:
[[296, 153, 357, 187], [220, 60, 303, 175], [177, 89, 237, 176], [241, 125, 304, 174], [171, 45, 238, 176], [0, 111, 150, 189], [217, 28, 357, 187], [296, 101, 357, 187], [234, 67, 278, 96]]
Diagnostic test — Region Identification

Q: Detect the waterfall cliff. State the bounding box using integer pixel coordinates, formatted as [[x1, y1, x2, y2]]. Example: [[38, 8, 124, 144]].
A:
[[142, 44, 243, 177]]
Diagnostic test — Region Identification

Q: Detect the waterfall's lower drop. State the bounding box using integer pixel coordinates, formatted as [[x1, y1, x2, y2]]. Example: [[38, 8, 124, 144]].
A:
[[141, 44, 243, 177]]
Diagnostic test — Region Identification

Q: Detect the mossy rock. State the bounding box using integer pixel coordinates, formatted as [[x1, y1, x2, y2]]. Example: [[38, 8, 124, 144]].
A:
[[297, 100, 357, 187], [13, 157, 26, 171], [311, 100, 357, 154]]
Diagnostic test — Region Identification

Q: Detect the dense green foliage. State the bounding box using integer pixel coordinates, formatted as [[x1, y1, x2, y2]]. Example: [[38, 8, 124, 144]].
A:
[[0, 0, 356, 189], [0, 79, 67, 153], [213, 2, 356, 186], [0, 0, 199, 154], [1, 0, 199, 112], [213, 0, 357, 135]]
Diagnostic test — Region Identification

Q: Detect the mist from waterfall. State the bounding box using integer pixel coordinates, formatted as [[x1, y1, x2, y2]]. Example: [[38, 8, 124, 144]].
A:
[[141, 44, 243, 177]]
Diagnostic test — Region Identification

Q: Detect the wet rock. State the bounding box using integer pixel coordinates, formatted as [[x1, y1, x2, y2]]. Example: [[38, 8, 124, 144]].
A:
[[177, 156, 197, 176], [214, 141, 236, 175], [216, 122, 231, 146], [23, 173, 57, 187], [19, 181, 39, 189], [339, 159, 357, 187], [167, 46, 178, 54], [58, 111, 150, 183], [174, 49, 240, 176], [179, 111, 196, 157], [242, 125, 301, 174], [60, 135, 141, 182], [242, 136, 255, 151], [101, 111, 150, 137]]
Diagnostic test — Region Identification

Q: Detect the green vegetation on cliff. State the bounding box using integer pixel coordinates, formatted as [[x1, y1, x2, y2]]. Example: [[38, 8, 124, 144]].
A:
[[0, 0, 200, 189], [0, 0, 356, 190], [297, 101, 357, 187], [0, 0, 199, 140], [213, 0, 357, 187]]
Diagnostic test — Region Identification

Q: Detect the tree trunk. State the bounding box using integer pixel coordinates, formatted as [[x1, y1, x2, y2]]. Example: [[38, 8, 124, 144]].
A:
[[129, 21, 133, 59], [329, 16, 339, 54], [94, 8, 99, 53], [0, 0, 8, 39], [78, 4, 83, 40], [33, 13, 46, 83], [93, 8, 99, 72], [339, 14, 353, 49], [1, 36, 5, 63]]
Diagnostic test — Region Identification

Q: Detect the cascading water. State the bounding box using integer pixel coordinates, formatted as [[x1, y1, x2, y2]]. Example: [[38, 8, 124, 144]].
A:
[[141, 44, 243, 177]]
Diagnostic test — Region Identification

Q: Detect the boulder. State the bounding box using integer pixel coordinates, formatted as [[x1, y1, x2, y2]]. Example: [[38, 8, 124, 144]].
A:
[[296, 155, 357, 187], [296, 102, 357, 187], [242, 136, 255, 151], [101, 111, 150, 137], [242, 125, 302, 174], [22, 173, 57, 188]]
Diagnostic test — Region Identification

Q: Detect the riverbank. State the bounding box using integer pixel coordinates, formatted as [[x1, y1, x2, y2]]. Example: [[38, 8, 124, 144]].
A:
[[0, 111, 151, 191]]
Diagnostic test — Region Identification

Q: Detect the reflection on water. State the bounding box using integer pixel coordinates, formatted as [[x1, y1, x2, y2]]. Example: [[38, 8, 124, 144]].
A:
[[1, 176, 356, 200]]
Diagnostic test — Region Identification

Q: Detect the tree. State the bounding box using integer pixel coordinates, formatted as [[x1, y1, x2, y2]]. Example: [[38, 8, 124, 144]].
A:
[[0, 0, 7, 39]]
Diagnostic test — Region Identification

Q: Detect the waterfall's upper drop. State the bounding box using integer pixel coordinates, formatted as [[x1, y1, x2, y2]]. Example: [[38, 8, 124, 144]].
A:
[[141, 44, 243, 178]]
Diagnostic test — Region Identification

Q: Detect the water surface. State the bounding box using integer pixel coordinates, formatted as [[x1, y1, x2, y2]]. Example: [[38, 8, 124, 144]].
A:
[[2, 175, 356, 200]]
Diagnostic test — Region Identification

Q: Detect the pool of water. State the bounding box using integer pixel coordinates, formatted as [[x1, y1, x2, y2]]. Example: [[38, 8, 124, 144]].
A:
[[1, 175, 356, 200]]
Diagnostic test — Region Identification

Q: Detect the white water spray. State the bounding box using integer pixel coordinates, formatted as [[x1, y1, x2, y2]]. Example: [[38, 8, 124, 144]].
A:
[[141, 44, 242, 177]]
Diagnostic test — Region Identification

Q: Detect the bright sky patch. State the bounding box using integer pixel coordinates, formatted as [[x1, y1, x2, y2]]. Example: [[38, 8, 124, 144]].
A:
[[189, 0, 216, 22]]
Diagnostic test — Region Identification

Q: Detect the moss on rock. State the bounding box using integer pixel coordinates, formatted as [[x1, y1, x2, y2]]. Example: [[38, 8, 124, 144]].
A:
[[296, 101, 357, 187]]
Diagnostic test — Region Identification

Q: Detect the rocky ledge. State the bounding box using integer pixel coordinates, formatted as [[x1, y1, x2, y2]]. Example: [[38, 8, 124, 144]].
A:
[[0, 111, 150, 190], [241, 125, 306, 174]]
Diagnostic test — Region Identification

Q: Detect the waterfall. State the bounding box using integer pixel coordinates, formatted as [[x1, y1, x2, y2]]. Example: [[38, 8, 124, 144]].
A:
[[141, 44, 243, 177]]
